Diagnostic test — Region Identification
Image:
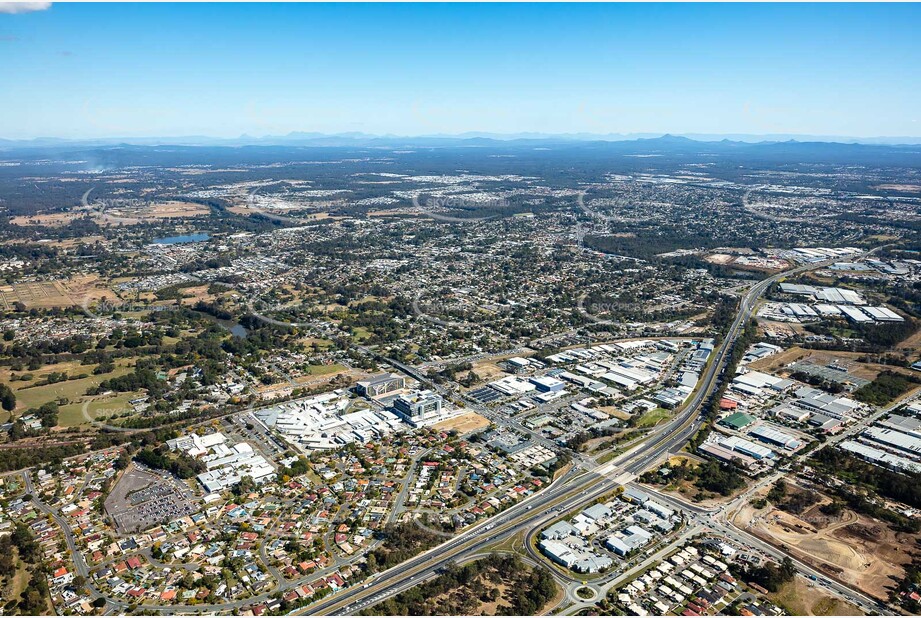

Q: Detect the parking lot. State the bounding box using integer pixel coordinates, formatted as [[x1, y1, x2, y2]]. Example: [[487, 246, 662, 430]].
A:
[[104, 465, 198, 533]]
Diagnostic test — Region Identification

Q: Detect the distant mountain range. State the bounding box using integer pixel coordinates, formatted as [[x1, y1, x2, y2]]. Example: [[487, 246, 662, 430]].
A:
[[2, 131, 921, 150]]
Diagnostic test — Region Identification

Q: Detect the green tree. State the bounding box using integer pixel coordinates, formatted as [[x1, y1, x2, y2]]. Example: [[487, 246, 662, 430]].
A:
[[0, 384, 15, 412]]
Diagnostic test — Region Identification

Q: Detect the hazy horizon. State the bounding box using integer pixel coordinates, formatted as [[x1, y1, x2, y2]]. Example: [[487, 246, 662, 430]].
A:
[[4, 130, 921, 148]]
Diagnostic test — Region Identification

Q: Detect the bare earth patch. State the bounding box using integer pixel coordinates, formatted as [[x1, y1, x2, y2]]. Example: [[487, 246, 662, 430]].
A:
[[749, 347, 918, 382], [733, 496, 915, 600], [432, 411, 490, 434]]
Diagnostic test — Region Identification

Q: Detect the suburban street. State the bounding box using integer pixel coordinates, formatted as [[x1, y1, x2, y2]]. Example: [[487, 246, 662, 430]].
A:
[[299, 252, 877, 615], [10, 249, 893, 617]]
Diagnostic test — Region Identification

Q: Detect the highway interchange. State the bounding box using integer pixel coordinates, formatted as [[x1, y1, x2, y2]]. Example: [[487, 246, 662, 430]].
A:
[[302, 250, 886, 616], [17, 248, 895, 616]]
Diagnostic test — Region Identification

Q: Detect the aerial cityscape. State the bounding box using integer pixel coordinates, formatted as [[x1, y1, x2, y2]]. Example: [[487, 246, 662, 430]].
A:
[[1, 1, 921, 617]]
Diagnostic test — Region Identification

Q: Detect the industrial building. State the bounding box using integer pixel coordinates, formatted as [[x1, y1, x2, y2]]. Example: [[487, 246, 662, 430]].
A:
[[782, 303, 818, 319], [622, 487, 651, 505], [860, 306, 904, 322], [644, 499, 674, 520], [719, 412, 755, 431], [747, 425, 801, 450], [489, 375, 536, 396], [166, 432, 227, 457], [633, 509, 674, 533], [506, 356, 531, 372], [839, 305, 873, 324], [729, 371, 793, 397], [839, 440, 921, 474], [779, 283, 818, 296], [541, 521, 580, 540], [605, 525, 653, 556], [862, 426, 921, 458], [791, 386, 861, 420], [716, 435, 775, 460], [167, 432, 275, 493], [741, 342, 783, 365], [539, 538, 613, 573], [780, 283, 866, 305], [196, 442, 275, 493], [529, 375, 566, 392], [698, 442, 756, 469], [814, 287, 864, 305], [879, 414, 921, 438], [807, 412, 842, 433], [770, 404, 810, 424], [654, 388, 688, 409]]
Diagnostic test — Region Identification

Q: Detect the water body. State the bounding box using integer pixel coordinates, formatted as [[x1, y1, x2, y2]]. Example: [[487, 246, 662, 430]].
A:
[[153, 233, 210, 245], [218, 319, 249, 339], [191, 309, 249, 339]]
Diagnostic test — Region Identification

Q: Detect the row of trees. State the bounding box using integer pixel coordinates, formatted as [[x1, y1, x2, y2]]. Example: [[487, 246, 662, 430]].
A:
[[0, 442, 86, 473], [134, 446, 206, 479]]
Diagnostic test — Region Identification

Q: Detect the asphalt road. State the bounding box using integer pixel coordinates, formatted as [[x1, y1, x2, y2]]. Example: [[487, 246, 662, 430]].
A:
[[23, 249, 881, 616], [24, 471, 129, 612], [300, 253, 863, 616]]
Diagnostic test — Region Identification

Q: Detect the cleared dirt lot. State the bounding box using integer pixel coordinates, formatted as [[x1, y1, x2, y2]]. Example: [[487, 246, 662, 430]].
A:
[[433, 411, 490, 434], [9, 212, 76, 227], [469, 360, 510, 383], [11, 201, 209, 227], [705, 253, 735, 265], [748, 346, 917, 382], [733, 489, 916, 600], [142, 200, 211, 218], [0, 274, 110, 309]]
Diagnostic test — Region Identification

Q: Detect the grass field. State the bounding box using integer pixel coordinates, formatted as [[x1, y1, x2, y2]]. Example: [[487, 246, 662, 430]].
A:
[[58, 391, 143, 427], [13, 367, 132, 411], [635, 407, 671, 428], [300, 337, 334, 350], [306, 363, 346, 376], [350, 326, 372, 342], [1, 358, 133, 415], [768, 576, 864, 615]]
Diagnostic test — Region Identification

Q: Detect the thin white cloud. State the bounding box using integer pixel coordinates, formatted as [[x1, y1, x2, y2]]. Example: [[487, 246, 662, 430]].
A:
[[0, 2, 52, 15]]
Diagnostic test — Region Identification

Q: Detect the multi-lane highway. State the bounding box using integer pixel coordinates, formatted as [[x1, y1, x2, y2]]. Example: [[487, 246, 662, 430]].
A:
[[16, 250, 878, 616], [302, 252, 870, 615]]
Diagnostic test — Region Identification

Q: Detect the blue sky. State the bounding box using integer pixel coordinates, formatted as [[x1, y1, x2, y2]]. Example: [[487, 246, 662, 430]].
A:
[[1, 2, 919, 139]]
